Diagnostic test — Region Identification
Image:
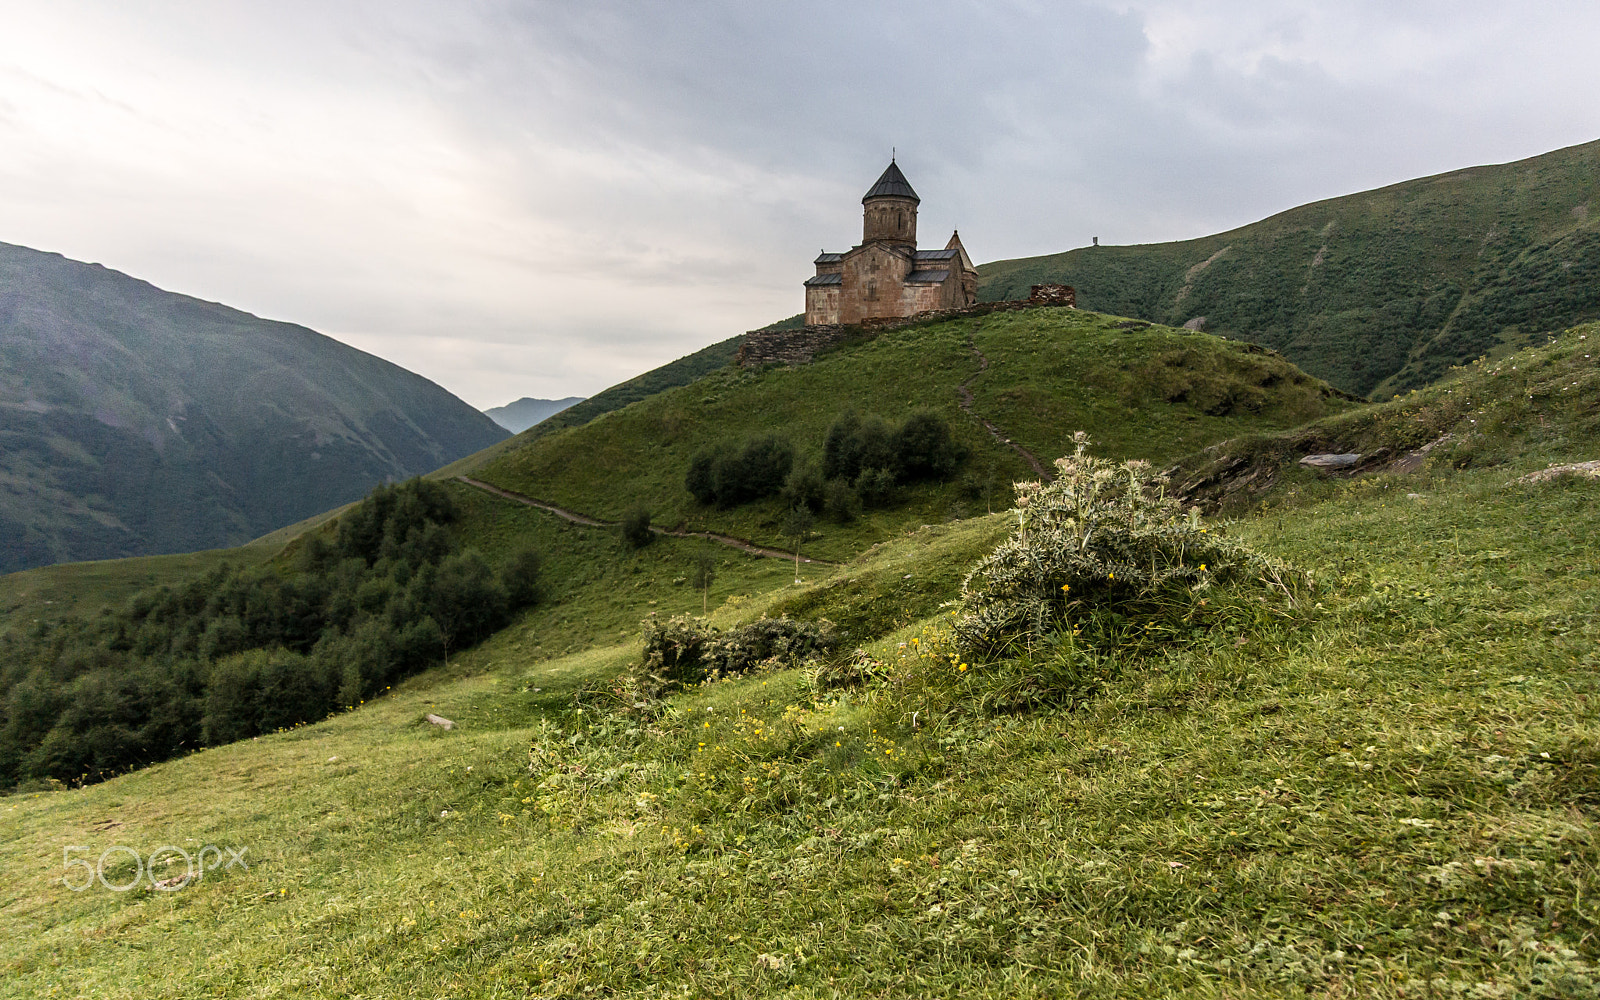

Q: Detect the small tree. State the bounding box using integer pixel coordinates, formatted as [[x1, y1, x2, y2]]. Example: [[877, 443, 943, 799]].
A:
[[499, 546, 544, 607], [781, 506, 815, 584], [621, 505, 653, 549], [823, 476, 859, 523], [690, 549, 717, 614]]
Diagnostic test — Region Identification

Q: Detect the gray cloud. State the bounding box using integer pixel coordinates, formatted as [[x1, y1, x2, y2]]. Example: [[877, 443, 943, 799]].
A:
[[0, 0, 1595, 407]]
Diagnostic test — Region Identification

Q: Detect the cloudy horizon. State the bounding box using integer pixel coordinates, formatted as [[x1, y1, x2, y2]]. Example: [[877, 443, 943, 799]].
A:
[[2, 1, 1597, 409]]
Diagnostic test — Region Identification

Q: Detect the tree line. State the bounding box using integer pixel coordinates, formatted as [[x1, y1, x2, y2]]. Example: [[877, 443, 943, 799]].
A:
[[0, 479, 541, 789]]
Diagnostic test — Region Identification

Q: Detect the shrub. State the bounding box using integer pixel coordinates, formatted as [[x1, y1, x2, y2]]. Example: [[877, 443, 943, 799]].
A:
[[500, 547, 544, 606], [823, 410, 894, 482], [621, 505, 654, 549], [614, 615, 841, 705], [202, 648, 327, 744], [718, 435, 795, 506], [953, 433, 1308, 656], [823, 477, 859, 523], [856, 466, 897, 507], [685, 450, 719, 505], [781, 459, 826, 512], [891, 410, 966, 481], [685, 435, 796, 507]]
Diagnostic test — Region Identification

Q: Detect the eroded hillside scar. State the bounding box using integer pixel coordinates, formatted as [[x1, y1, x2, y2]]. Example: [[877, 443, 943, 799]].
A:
[[957, 327, 1052, 480], [455, 476, 836, 564]]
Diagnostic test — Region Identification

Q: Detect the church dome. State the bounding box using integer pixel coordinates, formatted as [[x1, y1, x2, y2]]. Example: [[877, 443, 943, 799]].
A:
[[862, 160, 920, 203]]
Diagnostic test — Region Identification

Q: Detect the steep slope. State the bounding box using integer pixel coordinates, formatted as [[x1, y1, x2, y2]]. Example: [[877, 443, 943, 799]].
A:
[[0, 242, 508, 572], [483, 396, 585, 433], [469, 307, 1356, 561], [1166, 320, 1600, 513], [980, 138, 1600, 398]]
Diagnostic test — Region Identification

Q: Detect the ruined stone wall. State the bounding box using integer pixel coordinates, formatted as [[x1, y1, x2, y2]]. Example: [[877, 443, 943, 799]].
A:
[[735, 325, 850, 367]]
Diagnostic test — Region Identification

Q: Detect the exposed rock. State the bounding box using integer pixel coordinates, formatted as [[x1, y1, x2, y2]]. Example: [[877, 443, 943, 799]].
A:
[[1299, 453, 1361, 469], [425, 713, 456, 730], [1027, 283, 1076, 306], [1514, 460, 1600, 484], [1385, 433, 1454, 474], [1183, 316, 1207, 331]]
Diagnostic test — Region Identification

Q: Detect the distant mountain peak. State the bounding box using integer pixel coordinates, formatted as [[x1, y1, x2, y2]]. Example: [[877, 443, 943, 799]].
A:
[[483, 396, 586, 434], [0, 240, 509, 573]]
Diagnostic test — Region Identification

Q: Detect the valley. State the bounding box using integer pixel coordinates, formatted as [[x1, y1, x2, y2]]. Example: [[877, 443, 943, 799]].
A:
[[2, 305, 1597, 996]]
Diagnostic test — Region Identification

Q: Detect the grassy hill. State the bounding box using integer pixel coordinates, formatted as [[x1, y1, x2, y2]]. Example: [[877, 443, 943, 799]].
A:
[[2, 324, 1597, 995], [468, 307, 1355, 562], [0, 242, 508, 574], [1166, 322, 1600, 514], [980, 138, 1600, 399], [431, 332, 748, 482]]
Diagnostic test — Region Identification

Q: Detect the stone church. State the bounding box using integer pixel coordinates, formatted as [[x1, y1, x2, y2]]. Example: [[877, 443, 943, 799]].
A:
[[803, 160, 979, 325]]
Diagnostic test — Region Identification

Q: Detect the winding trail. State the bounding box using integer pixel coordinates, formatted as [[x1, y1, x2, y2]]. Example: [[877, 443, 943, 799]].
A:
[[455, 477, 837, 565], [956, 328, 1053, 481]]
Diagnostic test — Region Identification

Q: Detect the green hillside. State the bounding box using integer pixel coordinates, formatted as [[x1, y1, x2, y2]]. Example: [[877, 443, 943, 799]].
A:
[[469, 308, 1355, 562], [3, 323, 1597, 997], [432, 333, 746, 481], [1167, 323, 1600, 513], [0, 242, 508, 574], [980, 138, 1600, 399]]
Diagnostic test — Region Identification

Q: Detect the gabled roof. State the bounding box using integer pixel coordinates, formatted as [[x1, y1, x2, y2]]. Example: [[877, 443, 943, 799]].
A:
[[804, 272, 843, 287], [814, 252, 844, 264], [862, 160, 920, 203], [904, 269, 950, 284], [913, 248, 960, 261]]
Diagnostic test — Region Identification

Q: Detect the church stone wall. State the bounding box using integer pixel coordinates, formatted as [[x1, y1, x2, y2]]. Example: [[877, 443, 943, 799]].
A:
[[839, 245, 913, 324], [805, 285, 841, 325], [901, 280, 947, 315]]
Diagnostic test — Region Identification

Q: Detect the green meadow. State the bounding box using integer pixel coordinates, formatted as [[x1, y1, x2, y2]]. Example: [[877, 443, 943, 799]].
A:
[[2, 318, 1597, 997]]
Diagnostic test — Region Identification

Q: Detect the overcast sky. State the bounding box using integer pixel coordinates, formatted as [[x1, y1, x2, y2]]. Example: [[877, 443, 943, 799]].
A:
[[2, 1, 1596, 409]]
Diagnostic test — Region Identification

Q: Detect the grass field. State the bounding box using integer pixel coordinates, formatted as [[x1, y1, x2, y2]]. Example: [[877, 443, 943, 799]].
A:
[[471, 307, 1352, 563], [3, 443, 1598, 996]]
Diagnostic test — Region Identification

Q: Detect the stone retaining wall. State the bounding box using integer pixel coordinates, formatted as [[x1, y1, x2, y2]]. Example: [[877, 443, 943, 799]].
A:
[[736, 288, 1077, 368]]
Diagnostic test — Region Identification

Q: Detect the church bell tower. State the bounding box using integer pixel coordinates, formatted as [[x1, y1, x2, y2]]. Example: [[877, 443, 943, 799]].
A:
[[861, 158, 919, 248]]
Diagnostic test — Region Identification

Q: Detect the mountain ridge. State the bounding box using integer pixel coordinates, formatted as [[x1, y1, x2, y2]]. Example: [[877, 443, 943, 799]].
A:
[[0, 241, 508, 573], [483, 396, 586, 433], [978, 137, 1600, 397]]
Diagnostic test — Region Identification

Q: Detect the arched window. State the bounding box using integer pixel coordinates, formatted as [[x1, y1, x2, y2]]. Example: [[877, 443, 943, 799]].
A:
[[866, 279, 877, 301]]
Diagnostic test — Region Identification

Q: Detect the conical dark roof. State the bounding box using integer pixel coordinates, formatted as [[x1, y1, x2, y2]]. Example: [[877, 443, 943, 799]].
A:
[[862, 160, 920, 203]]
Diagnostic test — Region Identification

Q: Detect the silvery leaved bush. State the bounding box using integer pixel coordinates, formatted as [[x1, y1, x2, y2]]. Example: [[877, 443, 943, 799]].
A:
[[953, 433, 1307, 655]]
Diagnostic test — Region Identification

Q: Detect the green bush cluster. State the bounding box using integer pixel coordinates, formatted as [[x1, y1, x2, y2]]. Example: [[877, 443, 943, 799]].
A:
[[0, 479, 542, 788], [606, 614, 840, 705], [621, 505, 653, 549], [681, 410, 966, 519], [684, 435, 796, 507]]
